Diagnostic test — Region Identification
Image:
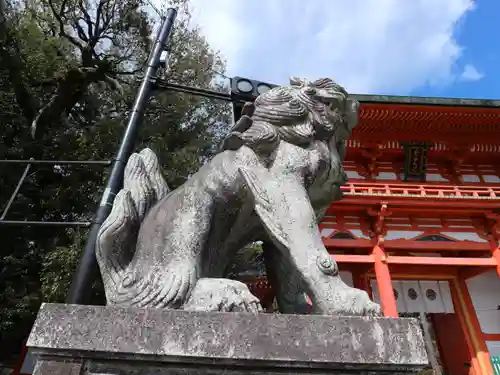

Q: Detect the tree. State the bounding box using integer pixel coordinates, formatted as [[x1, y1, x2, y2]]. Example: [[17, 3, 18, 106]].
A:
[[0, 0, 230, 365]]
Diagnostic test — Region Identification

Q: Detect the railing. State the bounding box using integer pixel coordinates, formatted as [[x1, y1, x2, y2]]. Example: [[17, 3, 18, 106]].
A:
[[341, 182, 500, 199], [0, 159, 112, 227]]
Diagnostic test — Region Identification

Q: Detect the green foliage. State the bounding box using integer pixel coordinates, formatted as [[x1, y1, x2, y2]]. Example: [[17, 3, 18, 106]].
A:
[[227, 242, 266, 280], [40, 228, 105, 305], [0, 0, 230, 364]]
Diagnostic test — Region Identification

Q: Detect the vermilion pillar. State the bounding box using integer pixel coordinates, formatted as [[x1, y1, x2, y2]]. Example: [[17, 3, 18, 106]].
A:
[[485, 216, 500, 278], [490, 242, 500, 278], [372, 244, 398, 317]]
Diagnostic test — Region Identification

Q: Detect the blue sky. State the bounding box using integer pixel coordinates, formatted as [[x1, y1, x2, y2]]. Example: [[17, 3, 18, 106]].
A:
[[188, 0, 499, 99], [413, 0, 499, 99]]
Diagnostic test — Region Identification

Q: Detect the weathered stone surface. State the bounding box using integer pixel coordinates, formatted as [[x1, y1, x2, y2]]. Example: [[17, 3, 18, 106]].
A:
[[28, 304, 427, 374], [33, 359, 83, 375]]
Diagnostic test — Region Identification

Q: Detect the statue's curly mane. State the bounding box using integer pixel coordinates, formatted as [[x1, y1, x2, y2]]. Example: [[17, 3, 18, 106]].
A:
[[225, 77, 358, 154]]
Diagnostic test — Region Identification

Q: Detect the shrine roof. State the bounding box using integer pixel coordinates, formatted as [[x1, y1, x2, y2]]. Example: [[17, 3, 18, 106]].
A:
[[352, 94, 500, 108], [351, 94, 500, 144]]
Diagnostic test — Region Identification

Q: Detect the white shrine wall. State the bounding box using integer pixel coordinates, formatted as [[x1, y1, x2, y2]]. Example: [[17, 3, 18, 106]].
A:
[[466, 270, 500, 356], [370, 280, 455, 314]]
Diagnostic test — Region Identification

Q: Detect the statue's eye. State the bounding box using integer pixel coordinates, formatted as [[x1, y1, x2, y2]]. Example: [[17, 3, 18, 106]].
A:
[[327, 96, 343, 110], [304, 87, 316, 95]]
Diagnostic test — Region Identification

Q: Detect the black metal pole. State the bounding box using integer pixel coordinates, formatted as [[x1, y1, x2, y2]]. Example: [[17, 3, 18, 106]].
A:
[[67, 8, 178, 304]]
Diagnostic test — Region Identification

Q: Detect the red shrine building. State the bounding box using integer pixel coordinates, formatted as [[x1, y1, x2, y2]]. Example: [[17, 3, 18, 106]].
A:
[[321, 95, 500, 375], [231, 78, 500, 375]]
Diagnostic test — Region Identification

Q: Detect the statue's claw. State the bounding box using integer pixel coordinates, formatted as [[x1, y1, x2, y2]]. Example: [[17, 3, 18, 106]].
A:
[[313, 281, 382, 317], [134, 273, 171, 308], [183, 278, 263, 313], [363, 301, 383, 317], [225, 292, 263, 313], [348, 289, 383, 317], [155, 267, 197, 308], [128, 271, 162, 306], [152, 275, 181, 308], [128, 266, 196, 309]]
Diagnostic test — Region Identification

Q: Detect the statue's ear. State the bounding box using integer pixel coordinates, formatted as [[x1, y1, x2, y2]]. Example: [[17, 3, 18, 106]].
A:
[[238, 167, 290, 249], [289, 76, 305, 87]]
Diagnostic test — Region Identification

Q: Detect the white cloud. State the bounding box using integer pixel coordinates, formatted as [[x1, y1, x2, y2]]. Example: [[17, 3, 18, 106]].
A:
[[460, 64, 484, 81], [186, 0, 475, 95]]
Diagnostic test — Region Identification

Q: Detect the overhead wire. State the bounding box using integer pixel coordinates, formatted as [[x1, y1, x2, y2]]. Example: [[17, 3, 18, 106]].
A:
[[145, 0, 162, 17]]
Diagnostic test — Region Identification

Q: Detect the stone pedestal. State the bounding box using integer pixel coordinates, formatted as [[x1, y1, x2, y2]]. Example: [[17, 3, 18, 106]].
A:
[[27, 303, 428, 374]]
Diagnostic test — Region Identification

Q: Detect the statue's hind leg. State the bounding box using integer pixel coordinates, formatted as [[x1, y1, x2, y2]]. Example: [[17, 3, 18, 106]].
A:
[[128, 188, 218, 309], [135, 190, 263, 312]]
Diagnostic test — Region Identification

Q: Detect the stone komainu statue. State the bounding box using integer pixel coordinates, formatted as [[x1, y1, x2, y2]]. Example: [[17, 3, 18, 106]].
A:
[[95, 77, 381, 316]]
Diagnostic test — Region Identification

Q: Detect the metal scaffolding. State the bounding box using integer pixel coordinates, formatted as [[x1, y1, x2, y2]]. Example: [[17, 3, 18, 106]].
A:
[[0, 85, 234, 227], [0, 159, 112, 226]]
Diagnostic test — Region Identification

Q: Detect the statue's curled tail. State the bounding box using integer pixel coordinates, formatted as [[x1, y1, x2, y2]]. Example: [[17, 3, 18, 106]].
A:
[[95, 148, 170, 305]]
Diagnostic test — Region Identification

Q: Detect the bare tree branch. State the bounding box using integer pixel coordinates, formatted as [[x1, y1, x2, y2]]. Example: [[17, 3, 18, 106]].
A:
[[47, 0, 85, 50], [73, 16, 90, 43], [77, 0, 93, 41], [97, 0, 114, 36], [94, 0, 110, 41]]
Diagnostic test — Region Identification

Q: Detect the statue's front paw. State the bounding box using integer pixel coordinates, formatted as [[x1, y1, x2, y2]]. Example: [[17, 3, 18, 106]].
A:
[[183, 278, 263, 313], [363, 300, 382, 317], [333, 287, 382, 317], [351, 289, 382, 317], [312, 277, 382, 317]]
